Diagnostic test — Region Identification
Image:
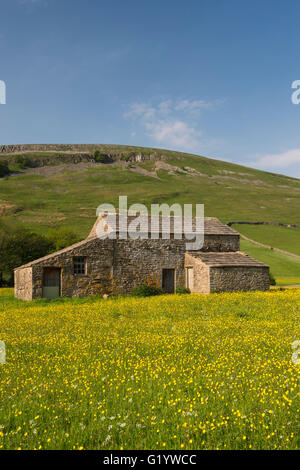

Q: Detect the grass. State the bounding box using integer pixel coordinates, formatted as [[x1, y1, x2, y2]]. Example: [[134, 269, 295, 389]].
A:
[[240, 239, 300, 283], [233, 224, 300, 256], [1, 145, 300, 239], [275, 278, 300, 286], [0, 288, 299, 450]]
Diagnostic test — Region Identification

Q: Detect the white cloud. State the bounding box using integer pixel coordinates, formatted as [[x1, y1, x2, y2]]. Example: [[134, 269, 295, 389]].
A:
[[158, 100, 172, 115], [124, 98, 220, 151], [124, 102, 156, 120], [174, 99, 213, 112], [146, 120, 200, 150], [125, 98, 215, 120], [251, 149, 300, 169]]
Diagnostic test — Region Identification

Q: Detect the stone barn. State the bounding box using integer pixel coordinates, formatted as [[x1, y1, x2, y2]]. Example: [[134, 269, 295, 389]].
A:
[[14, 215, 270, 300]]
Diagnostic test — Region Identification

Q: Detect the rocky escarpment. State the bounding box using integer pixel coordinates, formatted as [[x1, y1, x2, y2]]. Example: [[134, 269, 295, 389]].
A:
[[0, 144, 88, 153], [0, 144, 172, 167], [11, 152, 96, 166]]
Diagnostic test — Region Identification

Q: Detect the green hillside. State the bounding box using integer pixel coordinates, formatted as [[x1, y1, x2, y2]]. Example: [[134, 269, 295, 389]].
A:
[[1, 144, 300, 282], [240, 239, 300, 285], [232, 224, 300, 255]]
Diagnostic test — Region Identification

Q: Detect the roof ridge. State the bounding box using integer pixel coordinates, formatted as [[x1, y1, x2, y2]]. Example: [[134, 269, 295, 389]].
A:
[[14, 237, 94, 270], [186, 251, 269, 267], [88, 215, 239, 238]]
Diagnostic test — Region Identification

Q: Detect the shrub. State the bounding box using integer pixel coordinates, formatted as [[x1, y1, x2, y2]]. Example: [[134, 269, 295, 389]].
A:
[[120, 155, 131, 162], [94, 151, 112, 163], [176, 286, 191, 294], [47, 227, 79, 251], [15, 155, 37, 169], [132, 285, 163, 297], [0, 161, 10, 177], [269, 272, 276, 286], [0, 223, 53, 286]]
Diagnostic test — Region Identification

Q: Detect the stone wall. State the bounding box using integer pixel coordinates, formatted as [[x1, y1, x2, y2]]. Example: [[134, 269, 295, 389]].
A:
[[201, 234, 239, 252], [112, 238, 186, 294], [14, 267, 32, 301], [210, 266, 270, 292], [16, 237, 189, 300], [184, 253, 210, 293], [29, 238, 114, 299], [227, 221, 300, 229]]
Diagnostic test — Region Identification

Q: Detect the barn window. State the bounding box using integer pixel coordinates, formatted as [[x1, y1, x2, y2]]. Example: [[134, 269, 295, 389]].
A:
[[73, 257, 86, 274]]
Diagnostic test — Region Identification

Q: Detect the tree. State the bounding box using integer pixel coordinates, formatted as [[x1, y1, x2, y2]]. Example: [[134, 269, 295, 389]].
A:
[[94, 151, 112, 163], [15, 155, 37, 169], [0, 223, 53, 286], [0, 161, 10, 177], [46, 227, 79, 251], [0, 220, 80, 286], [269, 271, 276, 286]]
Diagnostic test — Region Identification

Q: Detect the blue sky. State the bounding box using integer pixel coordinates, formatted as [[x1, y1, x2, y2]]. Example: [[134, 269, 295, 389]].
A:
[[1, 0, 300, 177]]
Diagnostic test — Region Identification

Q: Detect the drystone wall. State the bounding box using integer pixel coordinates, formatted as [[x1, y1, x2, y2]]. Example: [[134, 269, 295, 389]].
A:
[[210, 266, 270, 292], [14, 267, 33, 301]]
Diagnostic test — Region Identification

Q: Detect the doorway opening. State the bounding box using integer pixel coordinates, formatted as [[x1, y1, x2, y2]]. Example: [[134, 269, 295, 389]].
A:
[[162, 268, 175, 293], [186, 267, 194, 291], [42, 267, 61, 299]]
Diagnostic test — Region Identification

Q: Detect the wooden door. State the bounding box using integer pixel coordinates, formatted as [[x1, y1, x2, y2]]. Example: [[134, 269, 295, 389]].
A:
[[162, 269, 175, 293], [186, 267, 194, 291], [42, 268, 61, 299]]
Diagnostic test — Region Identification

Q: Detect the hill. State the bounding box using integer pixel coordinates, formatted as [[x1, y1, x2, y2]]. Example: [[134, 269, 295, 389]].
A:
[[1, 144, 300, 282]]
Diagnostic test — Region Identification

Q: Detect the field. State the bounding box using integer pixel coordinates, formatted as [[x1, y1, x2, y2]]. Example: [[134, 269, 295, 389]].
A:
[[233, 224, 300, 256], [240, 239, 300, 285], [0, 288, 299, 450]]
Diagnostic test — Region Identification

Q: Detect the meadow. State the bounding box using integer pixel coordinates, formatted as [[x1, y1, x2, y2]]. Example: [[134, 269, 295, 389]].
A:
[[240, 239, 300, 285], [0, 288, 299, 450], [233, 224, 300, 256]]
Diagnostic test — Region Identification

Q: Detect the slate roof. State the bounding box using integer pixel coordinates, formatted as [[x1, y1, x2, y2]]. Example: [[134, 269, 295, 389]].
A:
[[14, 238, 93, 270], [88, 215, 238, 238], [187, 251, 268, 267]]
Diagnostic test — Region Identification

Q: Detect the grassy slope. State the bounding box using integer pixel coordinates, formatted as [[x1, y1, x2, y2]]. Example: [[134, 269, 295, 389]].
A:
[[233, 224, 300, 255], [240, 239, 300, 284], [235, 224, 300, 283], [1, 144, 300, 280]]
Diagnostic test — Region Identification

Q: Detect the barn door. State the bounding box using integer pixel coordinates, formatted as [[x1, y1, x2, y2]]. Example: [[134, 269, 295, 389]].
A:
[[162, 269, 175, 293], [186, 267, 194, 291], [42, 268, 61, 299]]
